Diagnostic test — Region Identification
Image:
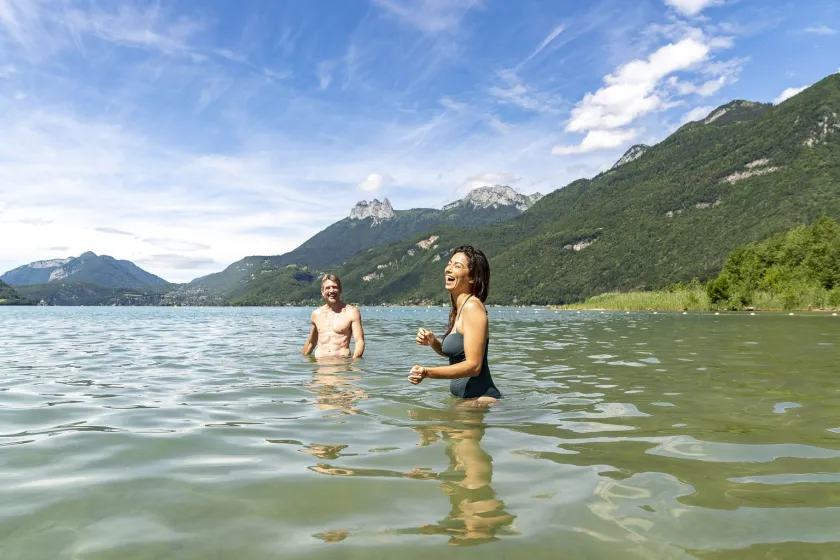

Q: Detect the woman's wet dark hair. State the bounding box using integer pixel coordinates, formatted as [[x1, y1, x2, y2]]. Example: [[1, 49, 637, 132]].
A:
[[445, 245, 490, 334]]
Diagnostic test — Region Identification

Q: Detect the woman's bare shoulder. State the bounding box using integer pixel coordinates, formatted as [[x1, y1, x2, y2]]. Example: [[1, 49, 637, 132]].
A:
[[462, 297, 487, 316]]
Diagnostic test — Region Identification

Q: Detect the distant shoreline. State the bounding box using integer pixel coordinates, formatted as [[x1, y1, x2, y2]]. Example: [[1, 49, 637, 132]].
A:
[[550, 287, 840, 313]]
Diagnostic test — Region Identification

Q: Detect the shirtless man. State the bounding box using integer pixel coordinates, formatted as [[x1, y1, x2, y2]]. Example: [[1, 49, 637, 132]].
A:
[[302, 274, 365, 359]]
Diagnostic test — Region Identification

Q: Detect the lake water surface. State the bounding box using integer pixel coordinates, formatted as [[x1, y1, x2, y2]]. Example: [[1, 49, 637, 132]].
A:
[[1, 307, 839, 559]]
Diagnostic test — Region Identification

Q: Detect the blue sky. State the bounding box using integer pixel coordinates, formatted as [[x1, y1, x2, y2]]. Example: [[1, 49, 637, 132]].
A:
[[0, 0, 838, 282]]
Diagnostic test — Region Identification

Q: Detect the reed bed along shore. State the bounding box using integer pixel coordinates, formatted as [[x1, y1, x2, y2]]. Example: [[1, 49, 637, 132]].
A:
[[557, 287, 840, 312]]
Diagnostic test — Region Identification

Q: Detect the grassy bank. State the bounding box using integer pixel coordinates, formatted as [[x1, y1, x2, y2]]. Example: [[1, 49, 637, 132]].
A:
[[558, 286, 840, 312]]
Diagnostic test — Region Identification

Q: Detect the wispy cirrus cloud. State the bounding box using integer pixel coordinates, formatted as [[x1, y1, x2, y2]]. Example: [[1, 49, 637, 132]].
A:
[[664, 0, 724, 17], [803, 25, 837, 36], [136, 253, 216, 270], [96, 227, 134, 236], [518, 24, 566, 68], [372, 0, 480, 34], [143, 238, 211, 251], [489, 70, 562, 113]]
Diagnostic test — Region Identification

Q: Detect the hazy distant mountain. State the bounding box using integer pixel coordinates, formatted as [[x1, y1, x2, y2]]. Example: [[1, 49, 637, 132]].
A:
[[1, 251, 169, 288]]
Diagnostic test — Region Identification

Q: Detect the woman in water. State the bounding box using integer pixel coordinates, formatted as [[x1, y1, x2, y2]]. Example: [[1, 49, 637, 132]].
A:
[[409, 245, 501, 402]]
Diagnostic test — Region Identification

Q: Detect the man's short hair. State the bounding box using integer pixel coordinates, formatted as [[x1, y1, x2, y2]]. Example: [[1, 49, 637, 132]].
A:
[[321, 274, 342, 291]]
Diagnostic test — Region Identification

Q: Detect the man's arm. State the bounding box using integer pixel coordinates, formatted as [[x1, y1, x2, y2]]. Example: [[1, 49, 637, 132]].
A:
[[302, 313, 318, 355], [351, 306, 365, 358]]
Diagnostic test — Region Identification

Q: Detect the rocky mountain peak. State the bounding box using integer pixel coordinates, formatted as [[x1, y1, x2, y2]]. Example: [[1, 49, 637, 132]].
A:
[[349, 198, 395, 224], [701, 100, 772, 126], [27, 257, 74, 269], [611, 144, 649, 170], [443, 185, 543, 212]]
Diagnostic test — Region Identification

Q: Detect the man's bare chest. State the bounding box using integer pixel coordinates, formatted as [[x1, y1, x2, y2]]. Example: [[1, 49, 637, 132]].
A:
[[316, 310, 352, 333]]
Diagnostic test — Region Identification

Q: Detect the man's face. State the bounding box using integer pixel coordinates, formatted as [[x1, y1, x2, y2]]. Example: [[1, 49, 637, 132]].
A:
[[322, 280, 341, 304]]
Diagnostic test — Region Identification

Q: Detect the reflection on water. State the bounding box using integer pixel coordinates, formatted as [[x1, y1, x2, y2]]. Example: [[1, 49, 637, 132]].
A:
[[403, 405, 517, 546], [306, 403, 516, 546], [1, 306, 839, 559], [306, 357, 368, 416]]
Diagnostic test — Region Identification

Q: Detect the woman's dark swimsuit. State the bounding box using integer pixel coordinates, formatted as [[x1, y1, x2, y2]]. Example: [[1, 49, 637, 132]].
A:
[[441, 296, 502, 399]]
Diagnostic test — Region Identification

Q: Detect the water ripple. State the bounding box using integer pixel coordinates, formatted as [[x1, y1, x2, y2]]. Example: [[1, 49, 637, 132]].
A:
[[1, 306, 839, 558]]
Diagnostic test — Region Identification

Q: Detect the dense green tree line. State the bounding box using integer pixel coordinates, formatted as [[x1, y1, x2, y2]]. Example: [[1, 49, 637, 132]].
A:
[[707, 215, 840, 309], [0, 280, 35, 305]]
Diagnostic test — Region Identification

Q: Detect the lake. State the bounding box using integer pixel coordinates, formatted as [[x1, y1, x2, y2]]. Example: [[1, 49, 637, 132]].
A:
[[1, 306, 839, 559]]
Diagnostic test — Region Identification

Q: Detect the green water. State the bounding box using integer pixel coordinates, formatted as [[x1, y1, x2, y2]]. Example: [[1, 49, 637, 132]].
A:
[[1, 307, 839, 559]]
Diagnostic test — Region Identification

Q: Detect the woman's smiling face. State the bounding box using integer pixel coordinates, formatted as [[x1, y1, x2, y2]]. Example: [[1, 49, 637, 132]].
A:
[[444, 252, 472, 294]]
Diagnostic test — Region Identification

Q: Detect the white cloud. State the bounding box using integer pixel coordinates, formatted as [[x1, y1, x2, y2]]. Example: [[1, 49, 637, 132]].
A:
[[566, 38, 710, 133], [373, 0, 480, 33], [773, 86, 807, 105], [553, 30, 743, 156], [804, 25, 837, 36], [664, 0, 724, 16], [358, 173, 392, 192], [0, 64, 16, 77], [552, 129, 638, 155], [679, 105, 714, 125]]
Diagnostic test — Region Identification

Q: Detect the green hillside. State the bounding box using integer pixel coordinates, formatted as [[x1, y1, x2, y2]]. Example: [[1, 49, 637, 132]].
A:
[[0, 280, 35, 305], [229, 73, 840, 306], [16, 282, 170, 306]]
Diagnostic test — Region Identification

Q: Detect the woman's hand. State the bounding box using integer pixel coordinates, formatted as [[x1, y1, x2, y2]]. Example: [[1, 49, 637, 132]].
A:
[[416, 328, 436, 346], [408, 365, 428, 384]]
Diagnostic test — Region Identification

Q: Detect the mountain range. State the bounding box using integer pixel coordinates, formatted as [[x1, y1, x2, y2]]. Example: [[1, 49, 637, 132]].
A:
[[175, 185, 542, 303], [3, 72, 839, 306], [1, 251, 170, 306], [2, 251, 168, 288], [219, 73, 840, 306]]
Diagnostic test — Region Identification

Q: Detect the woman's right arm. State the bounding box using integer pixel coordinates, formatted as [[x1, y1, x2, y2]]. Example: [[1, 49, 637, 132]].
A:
[[417, 328, 446, 357]]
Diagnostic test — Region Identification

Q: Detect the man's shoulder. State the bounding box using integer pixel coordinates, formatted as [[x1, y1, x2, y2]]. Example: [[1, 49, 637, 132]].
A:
[[346, 304, 362, 317]]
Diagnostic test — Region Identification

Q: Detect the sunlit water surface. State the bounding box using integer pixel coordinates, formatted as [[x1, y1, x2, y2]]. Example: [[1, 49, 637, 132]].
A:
[[1, 307, 839, 559]]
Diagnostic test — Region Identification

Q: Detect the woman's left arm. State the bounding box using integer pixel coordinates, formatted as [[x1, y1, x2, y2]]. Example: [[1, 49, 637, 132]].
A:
[[410, 300, 487, 382]]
